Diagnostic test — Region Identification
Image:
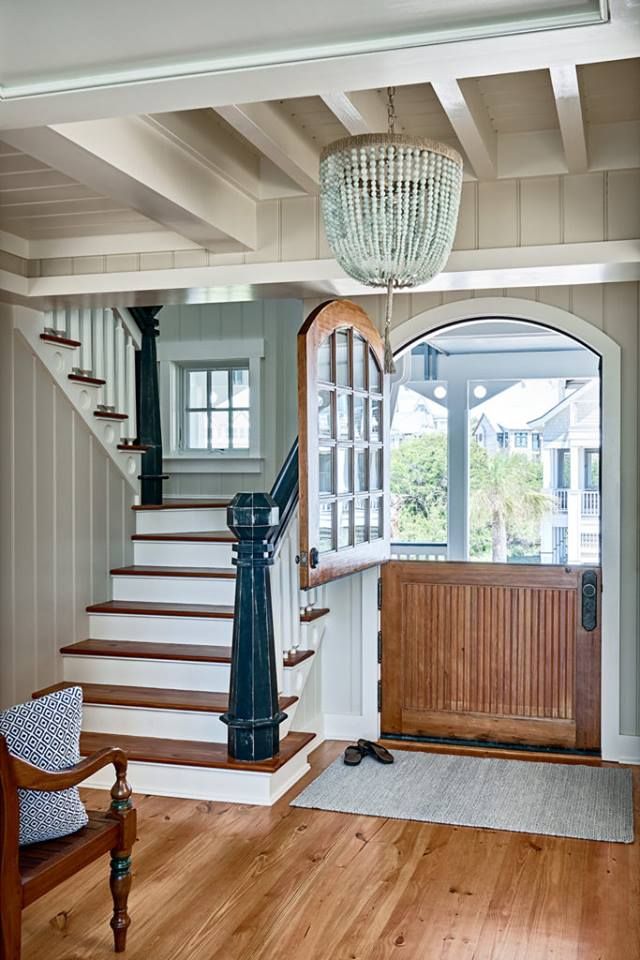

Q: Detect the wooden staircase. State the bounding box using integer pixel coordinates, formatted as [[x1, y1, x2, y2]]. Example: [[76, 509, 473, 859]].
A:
[[33, 498, 325, 805]]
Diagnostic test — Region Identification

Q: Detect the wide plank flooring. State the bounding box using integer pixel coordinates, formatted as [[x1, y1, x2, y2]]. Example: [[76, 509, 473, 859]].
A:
[[21, 741, 640, 959]]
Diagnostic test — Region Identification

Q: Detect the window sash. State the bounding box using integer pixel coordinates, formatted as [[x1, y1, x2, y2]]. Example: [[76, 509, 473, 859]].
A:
[[183, 365, 250, 451]]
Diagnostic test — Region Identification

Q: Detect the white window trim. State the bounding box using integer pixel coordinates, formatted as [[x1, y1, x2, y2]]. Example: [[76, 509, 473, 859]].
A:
[[159, 338, 263, 473]]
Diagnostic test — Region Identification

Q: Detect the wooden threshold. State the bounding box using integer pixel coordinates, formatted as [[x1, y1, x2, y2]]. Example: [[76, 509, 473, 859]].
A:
[[60, 639, 232, 664], [86, 599, 234, 618], [379, 738, 604, 766], [80, 730, 315, 771], [132, 499, 231, 511], [283, 649, 315, 667], [110, 565, 236, 579], [34, 681, 297, 714], [300, 608, 330, 623], [40, 332, 81, 348], [131, 531, 236, 543]]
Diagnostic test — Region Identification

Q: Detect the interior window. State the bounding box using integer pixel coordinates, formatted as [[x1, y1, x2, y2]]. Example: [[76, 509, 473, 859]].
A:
[[182, 364, 250, 451]]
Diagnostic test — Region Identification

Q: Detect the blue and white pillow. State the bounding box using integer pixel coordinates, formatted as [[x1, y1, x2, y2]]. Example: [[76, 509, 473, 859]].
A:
[[0, 686, 89, 846]]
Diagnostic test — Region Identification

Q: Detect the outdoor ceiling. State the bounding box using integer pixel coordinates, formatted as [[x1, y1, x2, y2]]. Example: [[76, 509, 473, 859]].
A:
[[428, 320, 587, 355], [0, 1, 606, 94]]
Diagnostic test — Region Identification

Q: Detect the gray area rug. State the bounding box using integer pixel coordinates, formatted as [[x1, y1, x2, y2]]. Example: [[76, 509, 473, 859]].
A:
[[292, 750, 634, 843]]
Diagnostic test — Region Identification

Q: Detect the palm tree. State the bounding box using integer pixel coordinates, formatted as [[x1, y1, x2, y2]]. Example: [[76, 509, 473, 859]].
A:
[[470, 450, 551, 562]]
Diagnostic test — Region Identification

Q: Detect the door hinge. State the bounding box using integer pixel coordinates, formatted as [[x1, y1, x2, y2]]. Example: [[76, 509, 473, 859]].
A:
[[377, 629, 382, 664], [377, 680, 382, 713], [377, 577, 382, 610]]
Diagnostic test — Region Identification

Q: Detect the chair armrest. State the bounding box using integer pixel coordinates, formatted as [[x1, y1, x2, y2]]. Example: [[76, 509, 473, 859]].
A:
[[11, 747, 127, 792]]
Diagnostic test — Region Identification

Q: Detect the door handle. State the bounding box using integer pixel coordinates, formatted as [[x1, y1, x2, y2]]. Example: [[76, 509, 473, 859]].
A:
[[309, 547, 319, 569], [581, 570, 598, 631]]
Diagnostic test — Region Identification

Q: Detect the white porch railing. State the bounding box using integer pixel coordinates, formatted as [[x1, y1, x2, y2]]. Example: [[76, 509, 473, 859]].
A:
[[552, 488, 569, 512], [581, 490, 600, 516], [390, 541, 448, 561], [44, 307, 141, 444]]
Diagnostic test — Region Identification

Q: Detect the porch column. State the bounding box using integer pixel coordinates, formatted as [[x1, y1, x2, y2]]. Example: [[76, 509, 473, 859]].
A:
[[221, 493, 287, 761], [447, 375, 469, 561], [567, 445, 581, 563]]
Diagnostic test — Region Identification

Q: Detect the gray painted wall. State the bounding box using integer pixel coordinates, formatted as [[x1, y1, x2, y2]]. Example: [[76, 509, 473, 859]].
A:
[[158, 299, 302, 498], [0, 307, 134, 708]]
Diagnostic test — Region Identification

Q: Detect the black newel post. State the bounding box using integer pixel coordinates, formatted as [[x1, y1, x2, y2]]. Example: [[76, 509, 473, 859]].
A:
[[129, 306, 167, 506], [221, 493, 287, 761]]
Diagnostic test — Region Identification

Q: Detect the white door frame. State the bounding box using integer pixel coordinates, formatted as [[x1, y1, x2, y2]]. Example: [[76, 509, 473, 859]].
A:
[[390, 296, 633, 763]]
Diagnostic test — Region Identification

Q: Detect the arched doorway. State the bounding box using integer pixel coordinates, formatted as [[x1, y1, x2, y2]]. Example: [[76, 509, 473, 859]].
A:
[[385, 298, 622, 760]]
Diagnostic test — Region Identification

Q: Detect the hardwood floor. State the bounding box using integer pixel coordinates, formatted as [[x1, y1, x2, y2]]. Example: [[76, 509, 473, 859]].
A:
[[21, 741, 640, 959]]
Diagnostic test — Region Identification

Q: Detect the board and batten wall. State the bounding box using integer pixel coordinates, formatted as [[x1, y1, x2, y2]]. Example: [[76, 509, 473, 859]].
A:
[[305, 282, 640, 745], [0, 304, 134, 709], [158, 299, 303, 498]]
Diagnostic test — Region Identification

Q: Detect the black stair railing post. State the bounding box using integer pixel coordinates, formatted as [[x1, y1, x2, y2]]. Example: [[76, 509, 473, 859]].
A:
[[221, 493, 287, 761], [129, 306, 166, 506]]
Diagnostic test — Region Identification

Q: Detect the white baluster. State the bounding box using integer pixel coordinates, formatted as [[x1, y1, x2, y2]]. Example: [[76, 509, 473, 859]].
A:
[[93, 310, 105, 407], [104, 309, 115, 410], [80, 308, 92, 375], [54, 308, 67, 336], [125, 335, 137, 442], [68, 307, 80, 343], [281, 539, 292, 656], [43, 310, 54, 336], [115, 316, 126, 416]]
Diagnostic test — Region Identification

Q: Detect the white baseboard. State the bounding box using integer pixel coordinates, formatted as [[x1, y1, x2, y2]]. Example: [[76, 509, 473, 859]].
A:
[[322, 713, 380, 742], [604, 733, 640, 765]]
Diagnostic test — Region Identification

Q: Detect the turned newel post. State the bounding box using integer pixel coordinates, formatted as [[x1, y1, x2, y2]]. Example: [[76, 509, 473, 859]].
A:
[[221, 493, 287, 761], [129, 306, 167, 505]]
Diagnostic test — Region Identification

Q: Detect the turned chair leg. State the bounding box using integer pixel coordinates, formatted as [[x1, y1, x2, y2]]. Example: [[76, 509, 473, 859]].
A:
[[109, 850, 132, 952], [0, 903, 22, 960]]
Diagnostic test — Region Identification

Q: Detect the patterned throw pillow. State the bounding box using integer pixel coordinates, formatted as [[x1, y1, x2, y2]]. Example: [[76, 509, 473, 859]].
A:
[[0, 686, 89, 845]]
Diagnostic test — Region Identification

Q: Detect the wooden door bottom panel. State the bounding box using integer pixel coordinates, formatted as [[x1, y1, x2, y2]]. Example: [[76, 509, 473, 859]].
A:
[[399, 709, 577, 749]]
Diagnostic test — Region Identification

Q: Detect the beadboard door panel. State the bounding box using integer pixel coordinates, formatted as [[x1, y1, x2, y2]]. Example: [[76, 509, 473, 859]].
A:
[[381, 561, 601, 750]]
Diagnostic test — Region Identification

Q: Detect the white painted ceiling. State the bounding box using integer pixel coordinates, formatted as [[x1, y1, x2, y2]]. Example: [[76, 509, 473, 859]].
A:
[[428, 320, 591, 354], [0, 1, 605, 92]]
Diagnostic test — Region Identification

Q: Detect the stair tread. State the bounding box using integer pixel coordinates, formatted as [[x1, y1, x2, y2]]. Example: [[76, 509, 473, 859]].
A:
[[60, 639, 232, 663], [80, 730, 315, 772], [86, 599, 234, 618], [110, 565, 236, 579], [283, 649, 315, 667], [300, 607, 330, 623], [132, 530, 237, 543], [40, 332, 81, 348], [94, 410, 128, 420], [35, 681, 297, 714], [68, 373, 106, 386], [132, 499, 231, 511]]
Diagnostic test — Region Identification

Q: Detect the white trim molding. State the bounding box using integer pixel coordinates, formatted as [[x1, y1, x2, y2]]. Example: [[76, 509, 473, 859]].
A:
[[390, 296, 638, 764]]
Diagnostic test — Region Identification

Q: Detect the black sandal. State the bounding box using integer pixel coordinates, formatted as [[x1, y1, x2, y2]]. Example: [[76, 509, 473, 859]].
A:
[[343, 744, 366, 766], [357, 739, 394, 764]]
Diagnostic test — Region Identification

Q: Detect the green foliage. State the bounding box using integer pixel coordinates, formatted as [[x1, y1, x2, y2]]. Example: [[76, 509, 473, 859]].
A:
[[390, 432, 550, 561]]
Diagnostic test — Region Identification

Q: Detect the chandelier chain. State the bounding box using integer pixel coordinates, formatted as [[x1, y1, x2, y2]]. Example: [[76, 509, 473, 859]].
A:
[[386, 86, 397, 136]]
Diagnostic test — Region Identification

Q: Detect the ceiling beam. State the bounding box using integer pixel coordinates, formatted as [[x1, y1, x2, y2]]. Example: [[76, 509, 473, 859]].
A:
[[432, 78, 497, 180], [549, 65, 589, 173], [214, 101, 320, 194], [1, 2, 635, 129], [320, 90, 390, 135], [0, 117, 257, 250]]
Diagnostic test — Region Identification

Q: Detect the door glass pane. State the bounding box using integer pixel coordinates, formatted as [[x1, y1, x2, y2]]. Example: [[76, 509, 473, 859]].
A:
[[337, 447, 353, 494], [318, 336, 332, 382], [355, 449, 368, 492], [231, 368, 249, 407], [355, 497, 368, 543], [338, 499, 353, 548], [370, 399, 382, 441], [370, 496, 383, 540], [336, 330, 350, 386], [369, 350, 382, 394], [336, 392, 352, 440], [188, 370, 207, 408], [232, 410, 249, 448], [318, 389, 333, 438], [188, 411, 208, 449], [319, 502, 336, 553], [211, 411, 229, 448], [353, 334, 366, 390], [319, 447, 335, 494], [370, 447, 382, 490], [353, 395, 367, 441], [210, 370, 229, 408]]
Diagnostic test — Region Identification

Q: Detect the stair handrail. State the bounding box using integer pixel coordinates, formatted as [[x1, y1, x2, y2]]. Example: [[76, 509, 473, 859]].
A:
[[268, 438, 299, 548]]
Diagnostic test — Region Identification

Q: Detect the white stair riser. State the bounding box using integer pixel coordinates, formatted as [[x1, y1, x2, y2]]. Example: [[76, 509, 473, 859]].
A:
[[111, 576, 236, 605], [64, 655, 230, 691], [135, 508, 228, 535], [82, 704, 292, 743], [88, 613, 234, 644], [133, 540, 234, 567], [81, 744, 315, 804]]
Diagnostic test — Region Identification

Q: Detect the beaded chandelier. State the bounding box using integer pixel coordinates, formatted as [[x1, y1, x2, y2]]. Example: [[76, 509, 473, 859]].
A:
[[320, 88, 464, 372]]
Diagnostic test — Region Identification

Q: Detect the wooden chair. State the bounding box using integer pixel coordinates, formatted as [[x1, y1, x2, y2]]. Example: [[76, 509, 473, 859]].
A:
[[0, 735, 137, 959]]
